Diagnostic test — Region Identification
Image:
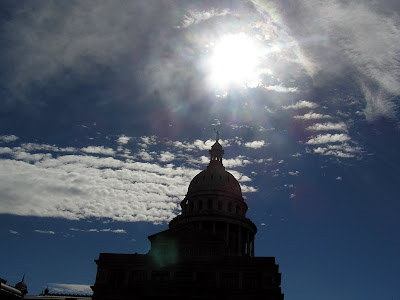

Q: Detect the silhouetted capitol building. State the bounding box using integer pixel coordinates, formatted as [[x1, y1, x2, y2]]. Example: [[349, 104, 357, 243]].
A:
[[92, 139, 284, 300]]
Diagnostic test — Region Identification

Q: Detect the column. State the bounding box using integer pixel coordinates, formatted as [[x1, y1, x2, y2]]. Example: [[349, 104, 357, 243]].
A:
[[246, 231, 250, 255], [226, 223, 230, 246], [251, 236, 255, 257], [238, 226, 242, 256]]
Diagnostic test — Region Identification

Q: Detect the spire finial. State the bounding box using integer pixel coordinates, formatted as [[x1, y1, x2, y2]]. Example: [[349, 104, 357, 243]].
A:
[[215, 129, 220, 142]]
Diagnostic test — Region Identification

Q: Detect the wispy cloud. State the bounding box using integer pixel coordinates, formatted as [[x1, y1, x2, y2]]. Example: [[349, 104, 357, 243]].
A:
[[294, 112, 333, 120], [69, 228, 126, 234], [264, 85, 298, 93], [179, 8, 231, 28], [306, 122, 347, 132], [34, 230, 55, 235], [270, 0, 400, 120], [313, 143, 361, 158], [283, 100, 318, 110], [306, 134, 350, 145], [9, 230, 19, 235]]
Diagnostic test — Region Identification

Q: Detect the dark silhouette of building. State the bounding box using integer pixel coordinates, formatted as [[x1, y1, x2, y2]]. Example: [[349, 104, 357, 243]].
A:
[[0, 276, 28, 299], [92, 138, 284, 300]]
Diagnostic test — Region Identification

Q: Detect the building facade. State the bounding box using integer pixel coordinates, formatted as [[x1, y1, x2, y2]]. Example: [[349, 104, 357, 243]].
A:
[[92, 139, 284, 300]]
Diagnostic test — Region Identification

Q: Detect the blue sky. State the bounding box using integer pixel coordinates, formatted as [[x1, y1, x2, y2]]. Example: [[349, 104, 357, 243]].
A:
[[1, 0, 400, 299]]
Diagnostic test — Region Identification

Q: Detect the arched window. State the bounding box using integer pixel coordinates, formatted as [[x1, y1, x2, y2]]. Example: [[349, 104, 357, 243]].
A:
[[208, 199, 213, 209]]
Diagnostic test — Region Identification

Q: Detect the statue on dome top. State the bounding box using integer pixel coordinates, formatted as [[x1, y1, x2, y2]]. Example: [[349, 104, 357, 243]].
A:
[[215, 129, 220, 142]]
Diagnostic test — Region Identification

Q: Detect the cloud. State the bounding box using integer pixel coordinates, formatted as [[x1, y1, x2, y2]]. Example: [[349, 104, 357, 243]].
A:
[[69, 228, 126, 234], [9, 230, 19, 235], [283, 100, 318, 110], [264, 85, 298, 93], [313, 143, 361, 158], [0, 147, 13, 155], [117, 135, 131, 145], [294, 112, 333, 120], [336, 176, 342, 180], [158, 151, 175, 162], [0, 138, 257, 224], [290, 193, 296, 199], [267, 0, 400, 120], [138, 150, 154, 161], [34, 230, 55, 235], [81, 146, 115, 156], [48, 283, 92, 295], [171, 139, 230, 151], [223, 156, 252, 168], [179, 8, 231, 28], [20, 143, 77, 153], [139, 136, 158, 148], [2, 1, 170, 99], [306, 134, 350, 145], [306, 122, 347, 132], [244, 140, 266, 149], [288, 171, 299, 176], [0, 135, 19, 143]]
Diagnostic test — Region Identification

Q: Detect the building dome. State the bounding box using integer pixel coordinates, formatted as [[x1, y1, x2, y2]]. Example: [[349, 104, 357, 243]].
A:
[[187, 161, 243, 201], [187, 138, 242, 201], [15, 275, 28, 296], [175, 139, 249, 218]]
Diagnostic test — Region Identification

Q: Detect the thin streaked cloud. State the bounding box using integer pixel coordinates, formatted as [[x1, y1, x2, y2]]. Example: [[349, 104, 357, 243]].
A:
[[294, 112, 333, 120], [306, 134, 350, 145], [306, 122, 347, 132], [283, 100, 318, 110]]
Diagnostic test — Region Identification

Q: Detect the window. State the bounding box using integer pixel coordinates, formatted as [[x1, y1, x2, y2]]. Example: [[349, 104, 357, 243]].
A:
[[108, 270, 125, 288], [208, 199, 213, 209], [244, 273, 261, 289], [222, 273, 239, 289], [131, 270, 145, 282], [151, 271, 169, 281], [175, 272, 192, 282], [197, 272, 216, 283]]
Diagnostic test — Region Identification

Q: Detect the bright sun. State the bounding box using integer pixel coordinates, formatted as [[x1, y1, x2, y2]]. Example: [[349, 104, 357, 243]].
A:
[[207, 33, 263, 90]]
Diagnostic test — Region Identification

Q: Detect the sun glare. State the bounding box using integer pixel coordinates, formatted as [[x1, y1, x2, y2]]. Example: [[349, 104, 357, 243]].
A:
[[207, 33, 263, 90]]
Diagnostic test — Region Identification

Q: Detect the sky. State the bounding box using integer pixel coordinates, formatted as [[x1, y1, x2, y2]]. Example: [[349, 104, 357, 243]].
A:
[[1, 0, 400, 299]]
